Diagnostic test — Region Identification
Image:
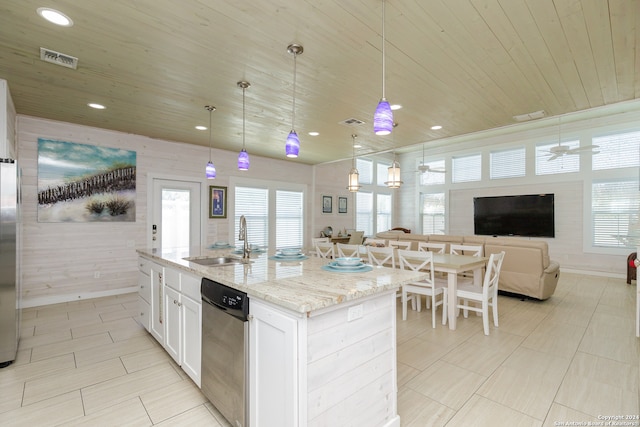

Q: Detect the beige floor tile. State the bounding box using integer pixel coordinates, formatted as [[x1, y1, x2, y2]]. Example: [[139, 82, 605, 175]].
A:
[[81, 362, 183, 414], [397, 337, 458, 371], [0, 390, 84, 427], [447, 394, 542, 427], [99, 307, 139, 322], [156, 404, 225, 427], [30, 332, 113, 362], [12, 347, 32, 366], [397, 361, 421, 387], [0, 380, 25, 413], [542, 403, 599, 427], [441, 333, 520, 377], [204, 401, 234, 426], [397, 387, 455, 427], [74, 334, 156, 367], [63, 397, 152, 426], [521, 319, 586, 358], [406, 360, 487, 410], [70, 317, 141, 339], [33, 315, 102, 336], [140, 378, 207, 424], [109, 323, 149, 342], [18, 329, 72, 350], [578, 321, 638, 365], [23, 358, 126, 405], [120, 344, 172, 373], [568, 351, 638, 392], [0, 354, 75, 386]]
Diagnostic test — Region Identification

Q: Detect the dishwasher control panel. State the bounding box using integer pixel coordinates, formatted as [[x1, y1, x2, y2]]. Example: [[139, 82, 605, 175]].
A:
[[201, 278, 249, 321]]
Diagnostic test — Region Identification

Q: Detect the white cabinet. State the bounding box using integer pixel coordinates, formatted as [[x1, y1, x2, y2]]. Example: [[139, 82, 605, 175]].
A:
[[164, 285, 182, 362], [249, 299, 301, 427], [137, 259, 151, 331], [181, 293, 202, 387], [150, 262, 165, 343]]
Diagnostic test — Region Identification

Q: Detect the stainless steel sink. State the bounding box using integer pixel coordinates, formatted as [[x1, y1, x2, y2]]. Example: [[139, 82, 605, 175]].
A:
[[185, 256, 244, 266]]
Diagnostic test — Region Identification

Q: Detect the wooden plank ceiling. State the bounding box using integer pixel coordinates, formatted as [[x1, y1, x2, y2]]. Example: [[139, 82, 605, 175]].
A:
[[0, 0, 637, 164]]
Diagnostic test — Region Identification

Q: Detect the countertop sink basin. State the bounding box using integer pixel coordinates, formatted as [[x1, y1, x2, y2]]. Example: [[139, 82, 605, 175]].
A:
[[185, 256, 245, 266]]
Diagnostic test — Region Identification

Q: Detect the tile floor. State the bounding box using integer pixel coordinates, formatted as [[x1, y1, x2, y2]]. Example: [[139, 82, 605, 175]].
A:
[[0, 272, 638, 426]]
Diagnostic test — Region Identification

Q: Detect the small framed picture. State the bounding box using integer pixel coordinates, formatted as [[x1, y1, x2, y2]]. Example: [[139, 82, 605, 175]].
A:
[[322, 195, 332, 214], [338, 196, 347, 214], [209, 186, 227, 218]]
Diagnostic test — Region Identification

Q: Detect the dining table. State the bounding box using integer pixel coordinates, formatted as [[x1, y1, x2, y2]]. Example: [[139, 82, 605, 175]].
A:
[[431, 253, 488, 330]]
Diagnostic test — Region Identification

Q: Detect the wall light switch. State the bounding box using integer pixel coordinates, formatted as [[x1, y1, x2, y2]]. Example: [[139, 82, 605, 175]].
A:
[[347, 304, 363, 322]]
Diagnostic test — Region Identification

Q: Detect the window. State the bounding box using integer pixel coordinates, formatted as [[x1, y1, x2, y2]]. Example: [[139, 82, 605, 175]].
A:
[[592, 180, 640, 248], [592, 130, 640, 171], [490, 147, 525, 179], [356, 191, 373, 236], [421, 192, 445, 234], [376, 194, 392, 233], [234, 187, 268, 247], [356, 159, 373, 185], [376, 162, 389, 186], [419, 160, 445, 185], [452, 154, 481, 183], [276, 190, 303, 249], [535, 140, 580, 175]]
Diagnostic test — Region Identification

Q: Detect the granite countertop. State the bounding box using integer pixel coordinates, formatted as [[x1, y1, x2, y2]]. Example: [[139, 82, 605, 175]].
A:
[[137, 246, 427, 314]]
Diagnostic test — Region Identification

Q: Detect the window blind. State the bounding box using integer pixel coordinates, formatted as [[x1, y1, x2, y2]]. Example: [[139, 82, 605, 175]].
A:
[[356, 158, 373, 185], [377, 163, 389, 186], [420, 192, 445, 234], [592, 180, 640, 248], [356, 191, 373, 236], [276, 190, 303, 249], [592, 130, 640, 171], [535, 140, 580, 175], [452, 154, 481, 183], [419, 160, 445, 185], [490, 147, 525, 179], [376, 193, 392, 233], [234, 187, 269, 247]]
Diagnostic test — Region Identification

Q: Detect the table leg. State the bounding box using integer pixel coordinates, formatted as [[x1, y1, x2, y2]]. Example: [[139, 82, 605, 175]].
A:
[[448, 272, 457, 330]]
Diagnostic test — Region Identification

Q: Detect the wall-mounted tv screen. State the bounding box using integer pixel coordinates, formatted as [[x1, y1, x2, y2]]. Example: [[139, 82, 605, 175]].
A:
[[473, 194, 555, 238]]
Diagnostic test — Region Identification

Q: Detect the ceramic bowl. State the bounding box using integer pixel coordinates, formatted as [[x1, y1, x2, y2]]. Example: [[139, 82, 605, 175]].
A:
[[335, 257, 362, 266], [280, 248, 302, 256], [214, 241, 228, 247]]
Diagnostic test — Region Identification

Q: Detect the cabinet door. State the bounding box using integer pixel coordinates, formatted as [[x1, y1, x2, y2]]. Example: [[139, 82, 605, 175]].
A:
[[181, 294, 202, 387], [150, 264, 165, 344], [249, 300, 299, 427], [164, 285, 182, 364], [138, 296, 150, 331]]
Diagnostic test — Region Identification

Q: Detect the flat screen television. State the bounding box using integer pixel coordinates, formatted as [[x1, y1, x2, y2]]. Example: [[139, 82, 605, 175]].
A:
[[473, 194, 555, 238]]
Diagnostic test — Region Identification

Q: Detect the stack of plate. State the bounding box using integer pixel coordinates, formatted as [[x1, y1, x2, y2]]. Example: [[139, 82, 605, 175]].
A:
[[270, 248, 307, 261], [209, 241, 233, 249], [322, 257, 372, 273]]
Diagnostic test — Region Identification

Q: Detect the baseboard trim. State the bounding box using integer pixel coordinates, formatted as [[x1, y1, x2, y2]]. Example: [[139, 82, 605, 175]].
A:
[[560, 268, 625, 279], [21, 286, 139, 308]]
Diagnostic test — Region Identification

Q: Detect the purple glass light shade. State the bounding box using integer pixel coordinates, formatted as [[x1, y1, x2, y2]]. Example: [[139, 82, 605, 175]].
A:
[[374, 98, 393, 135], [205, 161, 216, 179], [285, 130, 300, 158], [238, 149, 250, 171]]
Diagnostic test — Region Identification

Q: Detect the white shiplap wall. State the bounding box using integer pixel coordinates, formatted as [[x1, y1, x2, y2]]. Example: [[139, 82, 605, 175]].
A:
[[17, 115, 315, 307]]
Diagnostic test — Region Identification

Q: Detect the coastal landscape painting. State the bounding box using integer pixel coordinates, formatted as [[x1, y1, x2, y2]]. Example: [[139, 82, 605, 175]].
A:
[[37, 138, 137, 222]]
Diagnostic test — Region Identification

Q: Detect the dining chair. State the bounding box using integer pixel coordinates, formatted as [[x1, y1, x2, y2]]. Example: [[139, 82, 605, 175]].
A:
[[309, 237, 329, 257], [367, 246, 395, 268], [336, 243, 361, 258], [315, 241, 335, 259], [417, 241, 446, 254], [455, 251, 505, 335], [398, 249, 448, 328], [348, 231, 365, 245], [389, 240, 412, 250], [449, 244, 484, 285]]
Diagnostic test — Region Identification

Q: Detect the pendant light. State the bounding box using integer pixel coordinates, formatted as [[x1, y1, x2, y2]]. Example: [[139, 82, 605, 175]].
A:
[[237, 81, 250, 171], [385, 123, 402, 188], [374, 0, 393, 136], [347, 134, 361, 192], [204, 105, 216, 179], [285, 43, 303, 158]]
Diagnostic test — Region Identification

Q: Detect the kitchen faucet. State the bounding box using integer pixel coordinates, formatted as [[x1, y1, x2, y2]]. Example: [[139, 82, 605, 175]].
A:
[[238, 215, 251, 260]]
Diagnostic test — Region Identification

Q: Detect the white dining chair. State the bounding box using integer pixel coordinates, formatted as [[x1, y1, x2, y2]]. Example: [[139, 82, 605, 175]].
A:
[[455, 251, 505, 335], [315, 241, 335, 259], [449, 244, 484, 285], [367, 245, 395, 269], [398, 249, 448, 328], [348, 231, 365, 245], [309, 237, 329, 257], [336, 243, 361, 258], [417, 241, 446, 254]]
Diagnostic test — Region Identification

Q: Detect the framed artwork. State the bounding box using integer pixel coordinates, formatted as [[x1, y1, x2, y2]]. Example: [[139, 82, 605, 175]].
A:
[[322, 195, 332, 214], [338, 196, 348, 214], [209, 186, 227, 218]]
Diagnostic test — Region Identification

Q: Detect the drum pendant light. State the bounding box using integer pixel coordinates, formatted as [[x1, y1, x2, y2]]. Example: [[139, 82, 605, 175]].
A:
[[237, 81, 250, 171], [374, 0, 393, 136], [285, 43, 303, 158], [204, 105, 217, 179], [347, 134, 361, 192]]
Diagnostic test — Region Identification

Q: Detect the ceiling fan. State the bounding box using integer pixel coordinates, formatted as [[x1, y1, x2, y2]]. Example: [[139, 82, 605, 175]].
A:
[[545, 117, 599, 161], [417, 143, 445, 173]]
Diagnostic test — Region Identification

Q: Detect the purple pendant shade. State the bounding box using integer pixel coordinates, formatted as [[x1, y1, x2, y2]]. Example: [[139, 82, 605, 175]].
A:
[[285, 130, 300, 158], [374, 99, 393, 135], [206, 161, 216, 179], [238, 149, 249, 170]]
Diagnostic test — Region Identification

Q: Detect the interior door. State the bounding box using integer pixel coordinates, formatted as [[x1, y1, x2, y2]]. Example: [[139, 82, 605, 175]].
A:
[[151, 179, 201, 251]]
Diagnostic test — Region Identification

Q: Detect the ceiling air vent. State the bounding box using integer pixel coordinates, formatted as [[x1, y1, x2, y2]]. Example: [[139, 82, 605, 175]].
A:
[[339, 118, 366, 127], [512, 110, 545, 122], [40, 47, 78, 69]]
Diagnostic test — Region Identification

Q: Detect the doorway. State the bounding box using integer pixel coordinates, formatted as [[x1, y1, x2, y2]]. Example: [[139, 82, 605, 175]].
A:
[[151, 178, 202, 251]]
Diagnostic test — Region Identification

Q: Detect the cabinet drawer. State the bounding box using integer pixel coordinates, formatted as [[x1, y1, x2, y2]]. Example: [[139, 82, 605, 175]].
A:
[[138, 257, 151, 275], [181, 273, 201, 301], [165, 268, 180, 291], [138, 296, 150, 331], [138, 271, 151, 303]]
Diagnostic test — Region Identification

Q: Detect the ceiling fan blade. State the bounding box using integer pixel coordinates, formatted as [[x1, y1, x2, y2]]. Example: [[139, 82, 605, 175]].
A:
[[567, 144, 599, 153], [430, 168, 446, 173], [547, 154, 561, 161]]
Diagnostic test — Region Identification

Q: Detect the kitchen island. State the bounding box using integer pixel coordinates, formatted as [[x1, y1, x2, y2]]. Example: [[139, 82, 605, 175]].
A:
[[137, 246, 426, 427]]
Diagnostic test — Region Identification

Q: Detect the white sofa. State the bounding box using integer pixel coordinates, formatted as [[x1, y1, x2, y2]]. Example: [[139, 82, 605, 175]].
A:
[[375, 231, 560, 300]]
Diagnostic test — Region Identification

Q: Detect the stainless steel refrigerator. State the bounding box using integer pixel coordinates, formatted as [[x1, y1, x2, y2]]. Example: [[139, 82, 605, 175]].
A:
[[0, 158, 18, 367]]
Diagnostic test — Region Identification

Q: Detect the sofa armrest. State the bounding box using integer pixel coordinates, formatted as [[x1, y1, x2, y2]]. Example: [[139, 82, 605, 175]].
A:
[[544, 261, 559, 274]]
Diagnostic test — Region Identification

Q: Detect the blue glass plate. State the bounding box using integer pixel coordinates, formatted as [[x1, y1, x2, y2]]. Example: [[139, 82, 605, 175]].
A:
[[322, 264, 373, 273], [269, 254, 308, 261]]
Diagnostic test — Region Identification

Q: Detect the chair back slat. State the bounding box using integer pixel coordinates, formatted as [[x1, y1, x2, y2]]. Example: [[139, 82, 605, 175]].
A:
[[367, 246, 395, 268]]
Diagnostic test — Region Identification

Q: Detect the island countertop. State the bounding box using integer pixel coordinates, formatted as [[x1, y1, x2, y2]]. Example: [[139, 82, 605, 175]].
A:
[[137, 246, 426, 314]]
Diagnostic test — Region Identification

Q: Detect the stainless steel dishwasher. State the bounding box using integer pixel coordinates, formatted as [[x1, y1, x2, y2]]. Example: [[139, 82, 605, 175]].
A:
[[201, 277, 249, 427]]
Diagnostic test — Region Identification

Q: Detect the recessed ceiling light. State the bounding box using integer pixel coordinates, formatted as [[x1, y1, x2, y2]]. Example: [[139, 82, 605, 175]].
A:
[[195, 125, 207, 131], [430, 125, 442, 130], [353, 144, 362, 148], [87, 103, 106, 110], [390, 104, 402, 110], [37, 8, 73, 27], [308, 131, 319, 136]]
